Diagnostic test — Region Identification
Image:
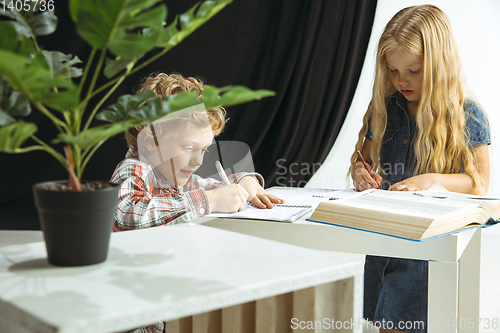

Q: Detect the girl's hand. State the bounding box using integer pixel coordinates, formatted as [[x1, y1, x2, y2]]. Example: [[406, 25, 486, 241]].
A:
[[238, 177, 284, 208], [352, 161, 383, 191], [389, 174, 437, 192], [206, 184, 249, 213]]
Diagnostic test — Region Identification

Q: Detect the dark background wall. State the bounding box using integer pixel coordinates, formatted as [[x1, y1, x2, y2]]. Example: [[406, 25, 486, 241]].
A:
[[0, 0, 377, 229]]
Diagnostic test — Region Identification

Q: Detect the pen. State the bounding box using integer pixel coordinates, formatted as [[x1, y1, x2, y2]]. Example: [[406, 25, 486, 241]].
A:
[[356, 150, 380, 189], [216, 160, 231, 186]]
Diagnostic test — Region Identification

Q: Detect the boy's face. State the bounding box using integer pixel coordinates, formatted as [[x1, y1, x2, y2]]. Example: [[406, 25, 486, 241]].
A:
[[385, 50, 424, 109], [144, 124, 214, 187]]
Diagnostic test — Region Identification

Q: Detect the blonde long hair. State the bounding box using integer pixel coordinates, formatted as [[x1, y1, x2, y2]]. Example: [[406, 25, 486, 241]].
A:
[[350, 5, 485, 194]]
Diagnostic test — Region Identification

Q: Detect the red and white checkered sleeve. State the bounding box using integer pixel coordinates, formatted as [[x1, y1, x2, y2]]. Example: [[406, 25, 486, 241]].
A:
[[110, 162, 209, 231]]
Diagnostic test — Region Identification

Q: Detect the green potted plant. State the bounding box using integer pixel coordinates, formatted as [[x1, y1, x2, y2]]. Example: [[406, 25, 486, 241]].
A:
[[0, 0, 273, 266]]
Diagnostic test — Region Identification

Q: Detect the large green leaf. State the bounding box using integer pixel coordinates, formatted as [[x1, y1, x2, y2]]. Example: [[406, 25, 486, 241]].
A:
[[0, 91, 31, 126], [0, 10, 31, 37], [97, 86, 275, 125], [0, 50, 78, 111], [128, 97, 172, 122], [157, 0, 232, 50], [69, 0, 81, 23], [0, 120, 37, 153], [212, 86, 275, 107], [103, 56, 135, 79], [63, 84, 274, 150], [0, 7, 57, 38], [60, 96, 193, 149], [97, 90, 205, 125], [54, 120, 138, 148], [27, 11, 57, 36], [74, 0, 166, 58], [0, 110, 14, 126], [0, 22, 18, 51], [42, 51, 83, 78], [17, 35, 35, 56], [96, 91, 156, 122], [163, 91, 204, 113]]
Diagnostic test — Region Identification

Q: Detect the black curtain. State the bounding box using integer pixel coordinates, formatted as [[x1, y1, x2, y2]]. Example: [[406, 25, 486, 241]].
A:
[[0, 0, 377, 229]]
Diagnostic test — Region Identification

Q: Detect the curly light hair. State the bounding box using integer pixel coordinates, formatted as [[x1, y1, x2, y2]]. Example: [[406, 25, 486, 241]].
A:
[[349, 4, 486, 194], [125, 73, 226, 149]]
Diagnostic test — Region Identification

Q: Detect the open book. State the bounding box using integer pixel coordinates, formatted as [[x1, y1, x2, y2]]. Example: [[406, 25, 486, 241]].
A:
[[208, 187, 354, 222], [308, 189, 500, 241]]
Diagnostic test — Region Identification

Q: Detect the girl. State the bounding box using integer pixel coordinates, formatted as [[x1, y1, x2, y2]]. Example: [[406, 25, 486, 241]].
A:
[[350, 5, 491, 333]]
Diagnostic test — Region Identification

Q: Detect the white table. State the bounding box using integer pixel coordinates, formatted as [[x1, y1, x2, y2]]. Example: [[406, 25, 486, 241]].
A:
[[0, 224, 363, 333], [196, 210, 482, 333]]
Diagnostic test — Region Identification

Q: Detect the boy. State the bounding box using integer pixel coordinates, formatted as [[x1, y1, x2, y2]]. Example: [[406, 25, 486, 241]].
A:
[[110, 73, 282, 232]]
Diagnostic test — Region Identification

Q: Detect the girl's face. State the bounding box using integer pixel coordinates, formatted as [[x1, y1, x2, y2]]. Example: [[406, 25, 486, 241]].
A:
[[145, 124, 214, 187], [385, 50, 424, 110]]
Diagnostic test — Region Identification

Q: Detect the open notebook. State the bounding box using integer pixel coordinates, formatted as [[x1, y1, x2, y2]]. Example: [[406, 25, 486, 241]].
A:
[[208, 187, 356, 222]]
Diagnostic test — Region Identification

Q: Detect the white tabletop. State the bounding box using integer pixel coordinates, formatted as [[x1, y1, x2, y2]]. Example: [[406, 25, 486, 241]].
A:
[[196, 211, 477, 263], [0, 224, 362, 333]]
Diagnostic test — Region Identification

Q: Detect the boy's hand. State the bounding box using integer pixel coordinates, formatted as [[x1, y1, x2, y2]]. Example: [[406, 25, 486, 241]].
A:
[[352, 161, 382, 191], [238, 177, 284, 208], [206, 184, 249, 213], [252, 186, 285, 208]]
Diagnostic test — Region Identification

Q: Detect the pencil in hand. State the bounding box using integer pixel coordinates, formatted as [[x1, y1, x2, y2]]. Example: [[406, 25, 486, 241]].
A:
[[215, 160, 231, 186], [356, 150, 380, 189]]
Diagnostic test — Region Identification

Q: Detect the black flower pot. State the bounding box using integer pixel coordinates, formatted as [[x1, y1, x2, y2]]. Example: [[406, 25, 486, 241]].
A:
[[33, 180, 119, 266]]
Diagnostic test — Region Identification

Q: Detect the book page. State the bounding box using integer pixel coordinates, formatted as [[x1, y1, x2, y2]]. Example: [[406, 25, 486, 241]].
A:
[[337, 190, 480, 220], [208, 188, 356, 222], [414, 189, 500, 217]]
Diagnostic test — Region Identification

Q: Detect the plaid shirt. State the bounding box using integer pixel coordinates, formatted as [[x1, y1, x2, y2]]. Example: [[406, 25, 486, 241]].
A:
[[110, 149, 263, 232]]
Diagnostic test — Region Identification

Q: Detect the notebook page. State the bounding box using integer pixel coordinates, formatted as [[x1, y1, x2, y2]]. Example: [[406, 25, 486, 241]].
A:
[[266, 188, 356, 207]]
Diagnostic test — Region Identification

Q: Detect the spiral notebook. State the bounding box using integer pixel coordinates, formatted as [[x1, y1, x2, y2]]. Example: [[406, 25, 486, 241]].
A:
[[208, 187, 354, 222]]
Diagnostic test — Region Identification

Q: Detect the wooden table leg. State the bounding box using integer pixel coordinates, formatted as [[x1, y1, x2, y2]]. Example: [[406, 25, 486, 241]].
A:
[[193, 309, 222, 333]]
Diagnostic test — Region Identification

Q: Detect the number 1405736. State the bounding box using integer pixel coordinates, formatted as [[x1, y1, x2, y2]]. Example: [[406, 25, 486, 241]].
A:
[[1, 0, 54, 12]]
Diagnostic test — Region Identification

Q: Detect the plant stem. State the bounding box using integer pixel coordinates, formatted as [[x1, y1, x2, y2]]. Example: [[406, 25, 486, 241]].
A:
[[32, 36, 40, 53], [86, 47, 107, 102], [77, 48, 107, 134], [73, 48, 97, 133], [35, 103, 71, 134], [83, 74, 126, 131], [81, 139, 107, 176], [73, 145, 83, 180], [13, 145, 46, 153], [91, 46, 171, 99], [63, 111, 71, 126], [20, 13, 41, 52], [78, 48, 97, 98], [30, 136, 68, 169]]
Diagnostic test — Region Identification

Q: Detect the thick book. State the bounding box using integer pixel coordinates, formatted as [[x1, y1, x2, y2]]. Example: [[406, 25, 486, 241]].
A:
[[307, 189, 500, 241], [208, 187, 354, 222]]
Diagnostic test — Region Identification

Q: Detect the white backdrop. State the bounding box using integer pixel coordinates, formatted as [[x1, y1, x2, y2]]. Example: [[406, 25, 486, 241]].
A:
[[307, 0, 500, 196]]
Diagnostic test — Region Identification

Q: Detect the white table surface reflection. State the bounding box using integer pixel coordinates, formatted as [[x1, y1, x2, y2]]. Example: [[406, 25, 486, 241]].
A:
[[0, 224, 362, 333]]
